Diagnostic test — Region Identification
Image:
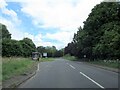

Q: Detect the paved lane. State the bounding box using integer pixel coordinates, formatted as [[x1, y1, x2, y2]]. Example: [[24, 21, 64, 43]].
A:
[[19, 58, 118, 88]]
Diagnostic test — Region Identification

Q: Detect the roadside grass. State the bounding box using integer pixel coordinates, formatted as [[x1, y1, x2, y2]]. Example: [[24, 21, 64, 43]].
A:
[[88, 60, 119, 69], [2, 57, 37, 81], [63, 54, 119, 69], [39, 58, 55, 62], [63, 54, 77, 61]]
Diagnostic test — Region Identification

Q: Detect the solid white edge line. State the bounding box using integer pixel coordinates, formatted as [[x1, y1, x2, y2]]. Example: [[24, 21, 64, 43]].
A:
[[69, 65, 76, 69], [80, 72, 105, 89], [37, 63, 39, 71]]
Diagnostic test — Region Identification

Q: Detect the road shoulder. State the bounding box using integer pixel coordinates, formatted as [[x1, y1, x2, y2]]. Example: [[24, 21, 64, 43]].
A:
[[82, 62, 119, 73], [2, 62, 38, 88]]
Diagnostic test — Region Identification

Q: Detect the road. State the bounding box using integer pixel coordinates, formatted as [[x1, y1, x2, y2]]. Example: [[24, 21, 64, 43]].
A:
[[19, 58, 118, 89]]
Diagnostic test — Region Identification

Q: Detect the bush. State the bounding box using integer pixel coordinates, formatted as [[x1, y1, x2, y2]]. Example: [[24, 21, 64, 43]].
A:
[[63, 54, 76, 61]]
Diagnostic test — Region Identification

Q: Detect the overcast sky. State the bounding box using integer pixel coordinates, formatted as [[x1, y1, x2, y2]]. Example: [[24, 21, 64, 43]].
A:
[[0, 0, 103, 49]]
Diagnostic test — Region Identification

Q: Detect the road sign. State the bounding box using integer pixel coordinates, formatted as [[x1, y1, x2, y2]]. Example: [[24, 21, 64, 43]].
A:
[[43, 53, 47, 57]]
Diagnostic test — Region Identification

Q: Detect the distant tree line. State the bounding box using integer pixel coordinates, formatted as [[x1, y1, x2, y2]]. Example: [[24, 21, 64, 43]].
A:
[[65, 2, 120, 60], [37, 46, 64, 57], [1, 23, 63, 57]]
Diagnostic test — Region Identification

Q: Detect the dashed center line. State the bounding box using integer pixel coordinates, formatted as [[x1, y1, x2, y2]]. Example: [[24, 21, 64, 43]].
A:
[[69, 64, 76, 69], [66, 63, 76, 69], [80, 72, 105, 89], [37, 62, 105, 89]]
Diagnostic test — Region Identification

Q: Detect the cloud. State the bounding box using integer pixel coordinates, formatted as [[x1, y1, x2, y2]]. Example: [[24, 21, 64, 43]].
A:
[[0, 17, 24, 40], [23, 31, 72, 49], [19, 0, 102, 49], [0, 0, 21, 24], [23, 32, 57, 48], [0, 0, 22, 40], [0, 16, 57, 48], [43, 31, 74, 49], [0, 0, 103, 49], [0, 0, 7, 8], [0, 0, 21, 31], [20, 0, 102, 30], [45, 31, 73, 43]]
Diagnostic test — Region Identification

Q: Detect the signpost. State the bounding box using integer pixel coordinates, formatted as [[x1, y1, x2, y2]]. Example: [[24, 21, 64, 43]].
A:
[[43, 53, 47, 58]]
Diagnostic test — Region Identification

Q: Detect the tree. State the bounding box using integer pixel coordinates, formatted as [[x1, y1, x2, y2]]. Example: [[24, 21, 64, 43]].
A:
[[37, 46, 64, 57], [37, 46, 46, 55], [37, 46, 58, 57], [2, 39, 23, 57], [1, 24, 37, 57], [65, 2, 120, 60], [54, 50, 63, 57], [20, 38, 36, 57], [93, 21, 120, 59], [0, 23, 11, 40]]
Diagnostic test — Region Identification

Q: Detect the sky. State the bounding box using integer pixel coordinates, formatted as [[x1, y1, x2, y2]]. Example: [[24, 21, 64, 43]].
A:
[[0, 0, 104, 49]]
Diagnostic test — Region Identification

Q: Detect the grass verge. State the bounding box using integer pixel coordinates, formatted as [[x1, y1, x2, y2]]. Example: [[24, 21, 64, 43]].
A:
[[88, 60, 119, 69], [63, 54, 77, 61], [39, 58, 55, 62], [2, 57, 37, 81], [63, 54, 119, 69]]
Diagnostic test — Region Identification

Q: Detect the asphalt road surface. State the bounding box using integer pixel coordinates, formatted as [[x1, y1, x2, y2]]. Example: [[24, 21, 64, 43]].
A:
[[19, 58, 118, 89]]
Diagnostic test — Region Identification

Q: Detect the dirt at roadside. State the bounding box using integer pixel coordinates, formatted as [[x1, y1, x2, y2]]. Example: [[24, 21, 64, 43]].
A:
[[2, 62, 38, 88]]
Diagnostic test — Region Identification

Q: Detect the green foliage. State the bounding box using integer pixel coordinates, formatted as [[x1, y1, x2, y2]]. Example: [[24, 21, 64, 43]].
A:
[[40, 58, 55, 62], [0, 23, 11, 40], [65, 2, 120, 61], [63, 54, 76, 61], [2, 39, 23, 57], [89, 60, 119, 69], [1, 24, 36, 57], [37, 46, 63, 57], [93, 21, 120, 59], [37, 46, 46, 54], [2, 38, 36, 57], [54, 49, 63, 57], [20, 38, 36, 57], [2, 57, 36, 81], [45, 46, 57, 57], [22, 38, 36, 50]]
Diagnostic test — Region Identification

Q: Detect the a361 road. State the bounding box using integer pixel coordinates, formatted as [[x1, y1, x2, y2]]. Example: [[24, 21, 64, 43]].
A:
[[19, 58, 118, 89]]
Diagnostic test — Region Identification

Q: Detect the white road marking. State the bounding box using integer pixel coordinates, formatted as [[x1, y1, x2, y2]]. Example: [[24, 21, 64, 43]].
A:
[[66, 63, 76, 69], [80, 72, 105, 89], [37, 64, 39, 71], [69, 65, 76, 69]]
